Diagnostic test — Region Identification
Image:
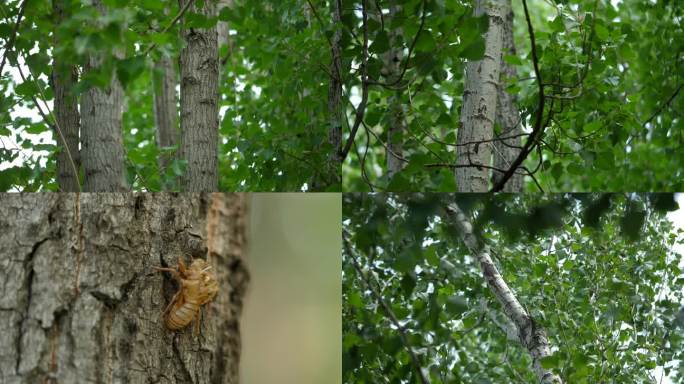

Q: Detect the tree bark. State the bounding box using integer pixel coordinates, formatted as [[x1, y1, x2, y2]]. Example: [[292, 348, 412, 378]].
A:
[[80, 1, 128, 192], [444, 202, 562, 384], [383, 1, 406, 179], [492, 0, 523, 192], [326, 0, 343, 188], [456, 0, 505, 192], [0, 193, 249, 384], [153, 53, 179, 188], [52, 0, 80, 192], [179, 0, 219, 192]]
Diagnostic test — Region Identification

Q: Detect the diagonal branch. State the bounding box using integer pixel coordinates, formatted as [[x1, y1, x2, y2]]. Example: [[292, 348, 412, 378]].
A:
[[642, 83, 683, 127], [443, 202, 562, 384], [343, 231, 428, 384]]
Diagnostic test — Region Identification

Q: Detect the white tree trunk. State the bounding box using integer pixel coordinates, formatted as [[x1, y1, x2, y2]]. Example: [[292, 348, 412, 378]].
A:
[[456, 0, 505, 192], [492, 0, 523, 192], [52, 0, 80, 192], [80, 1, 128, 192], [445, 202, 562, 384], [0, 193, 249, 384], [179, 0, 219, 192]]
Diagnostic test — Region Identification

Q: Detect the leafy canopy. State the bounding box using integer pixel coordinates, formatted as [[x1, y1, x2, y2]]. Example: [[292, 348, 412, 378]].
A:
[[343, 193, 684, 383]]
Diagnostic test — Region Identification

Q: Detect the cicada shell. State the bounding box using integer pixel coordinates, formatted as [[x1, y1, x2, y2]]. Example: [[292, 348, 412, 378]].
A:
[[154, 257, 219, 331]]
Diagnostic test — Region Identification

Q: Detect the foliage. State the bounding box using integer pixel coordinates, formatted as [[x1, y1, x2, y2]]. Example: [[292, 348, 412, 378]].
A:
[[0, 0, 339, 191], [343, 193, 684, 383], [340, 0, 684, 191]]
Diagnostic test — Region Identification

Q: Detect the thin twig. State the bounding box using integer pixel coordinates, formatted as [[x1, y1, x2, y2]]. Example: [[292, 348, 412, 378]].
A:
[[142, 0, 197, 56]]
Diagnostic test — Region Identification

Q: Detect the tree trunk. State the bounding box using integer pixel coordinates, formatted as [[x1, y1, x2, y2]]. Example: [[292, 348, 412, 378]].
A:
[[179, 0, 219, 192], [0, 193, 249, 384], [80, 1, 128, 192], [456, 0, 505, 192], [445, 202, 562, 384], [217, 0, 233, 57], [384, 1, 406, 179], [153, 53, 179, 188], [492, 0, 523, 192], [327, 0, 343, 186], [52, 0, 80, 192]]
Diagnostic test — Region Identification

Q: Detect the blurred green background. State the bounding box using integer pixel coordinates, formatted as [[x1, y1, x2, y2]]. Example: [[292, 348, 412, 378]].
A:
[[241, 194, 341, 384]]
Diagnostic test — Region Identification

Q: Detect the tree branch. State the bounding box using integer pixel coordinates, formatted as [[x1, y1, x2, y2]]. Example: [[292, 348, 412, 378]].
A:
[[643, 83, 683, 127], [339, 0, 369, 162], [443, 202, 562, 384], [343, 231, 428, 384], [0, 0, 27, 78], [142, 0, 197, 56]]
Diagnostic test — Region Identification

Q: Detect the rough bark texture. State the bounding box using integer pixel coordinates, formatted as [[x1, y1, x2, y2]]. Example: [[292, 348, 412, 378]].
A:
[[445, 202, 562, 384], [52, 0, 80, 192], [0, 193, 248, 384], [456, 0, 505, 192], [80, 1, 128, 192], [153, 54, 179, 185], [179, 0, 219, 192], [492, 0, 523, 192], [384, 1, 406, 179]]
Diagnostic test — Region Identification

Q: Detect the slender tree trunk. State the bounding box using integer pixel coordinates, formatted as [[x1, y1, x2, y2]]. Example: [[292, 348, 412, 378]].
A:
[[384, 1, 405, 179], [179, 0, 219, 192], [217, 0, 233, 58], [445, 202, 562, 384], [456, 0, 505, 192], [52, 0, 80, 192], [0, 193, 249, 384], [80, 1, 128, 192], [153, 54, 179, 187], [327, 0, 343, 186], [492, 0, 523, 192]]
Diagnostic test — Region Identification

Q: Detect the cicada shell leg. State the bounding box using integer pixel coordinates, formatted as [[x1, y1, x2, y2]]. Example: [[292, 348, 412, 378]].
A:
[[161, 288, 182, 319]]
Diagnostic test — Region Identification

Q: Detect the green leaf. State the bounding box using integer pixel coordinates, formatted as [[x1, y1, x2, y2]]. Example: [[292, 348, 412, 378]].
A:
[[116, 56, 146, 88], [445, 295, 468, 316], [503, 55, 522, 66], [369, 30, 390, 54], [595, 23, 610, 41], [540, 353, 560, 369], [415, 31, 436, 52], [184, 12, 218, 29], [460, 37, 486, 60], [15, 81, 38, 98]]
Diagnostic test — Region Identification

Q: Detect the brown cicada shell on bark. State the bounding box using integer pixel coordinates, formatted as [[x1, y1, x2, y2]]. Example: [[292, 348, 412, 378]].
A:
[[154, 257, 219, 331]]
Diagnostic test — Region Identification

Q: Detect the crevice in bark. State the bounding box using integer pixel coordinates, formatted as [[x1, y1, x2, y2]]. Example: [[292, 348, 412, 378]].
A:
[[172, 335, 194, 383], [16, 237, 49, 373], [73, 193, 83, 296]]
